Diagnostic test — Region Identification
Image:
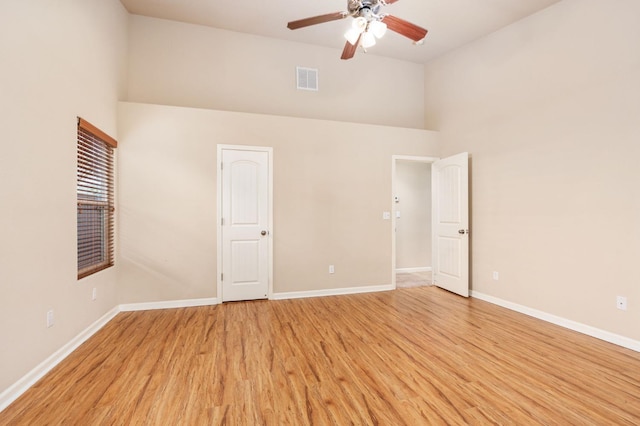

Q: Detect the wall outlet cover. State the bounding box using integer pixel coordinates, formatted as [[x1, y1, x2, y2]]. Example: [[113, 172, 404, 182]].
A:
[[616, 296, 628, 311]]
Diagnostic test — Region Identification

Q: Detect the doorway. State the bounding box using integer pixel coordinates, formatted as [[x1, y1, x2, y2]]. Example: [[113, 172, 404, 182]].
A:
[[392, 156, 437, 289], [392, 153, 470, 296]]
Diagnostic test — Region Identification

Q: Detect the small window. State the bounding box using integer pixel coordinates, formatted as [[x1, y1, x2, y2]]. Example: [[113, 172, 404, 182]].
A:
[[77, 118, 117, 279]]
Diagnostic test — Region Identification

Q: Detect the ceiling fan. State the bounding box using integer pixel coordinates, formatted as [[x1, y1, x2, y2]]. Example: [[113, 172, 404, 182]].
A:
[[287, 0, 428, 60]]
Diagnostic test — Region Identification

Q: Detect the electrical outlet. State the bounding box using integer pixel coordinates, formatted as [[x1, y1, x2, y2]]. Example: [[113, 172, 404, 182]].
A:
[[329, 265, 335, 274], [92, 288, 97, 301], [46, 310, 54, 328], [492, 271, 499, 281], [616, 296, 628, 311]]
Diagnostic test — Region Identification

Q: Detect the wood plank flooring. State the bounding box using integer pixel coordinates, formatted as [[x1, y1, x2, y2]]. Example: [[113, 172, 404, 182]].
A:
[[1, 286, 639, 425]]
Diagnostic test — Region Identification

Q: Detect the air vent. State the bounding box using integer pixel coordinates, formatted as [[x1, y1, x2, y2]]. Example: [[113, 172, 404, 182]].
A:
[[296, 67, 318, 91]]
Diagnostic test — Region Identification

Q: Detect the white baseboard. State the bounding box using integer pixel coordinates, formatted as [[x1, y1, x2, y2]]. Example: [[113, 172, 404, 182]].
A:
[[0, 306, 120, 412], [471, 291, 640, 353], [271, 284, 394, 301], [396, 267, 432, 273], [119, 297, 219, 312]]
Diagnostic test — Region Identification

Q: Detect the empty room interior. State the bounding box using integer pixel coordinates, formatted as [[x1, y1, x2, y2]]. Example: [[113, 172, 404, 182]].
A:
[[1, 0, 639, 423]]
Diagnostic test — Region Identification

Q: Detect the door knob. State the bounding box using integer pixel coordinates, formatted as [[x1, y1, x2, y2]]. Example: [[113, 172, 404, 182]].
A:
[[261, 230, 267, 236], [458, 229, 469, 235]]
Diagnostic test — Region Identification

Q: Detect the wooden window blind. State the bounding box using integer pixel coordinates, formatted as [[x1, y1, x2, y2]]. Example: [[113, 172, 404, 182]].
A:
[[77, 118, 117, 279]]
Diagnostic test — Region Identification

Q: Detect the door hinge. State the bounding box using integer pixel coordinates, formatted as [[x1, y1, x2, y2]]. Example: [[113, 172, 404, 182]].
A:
[[221, 273, 223, 281], [220, 162, 223, 170], [221, 217, 225, 226]]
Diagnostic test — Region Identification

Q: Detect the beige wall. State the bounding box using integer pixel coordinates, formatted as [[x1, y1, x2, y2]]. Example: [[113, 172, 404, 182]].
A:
[[126, 15, 426, 129], [424, 0, 640, 340], [0, 0, 128, 395], [395, 161, 432, 270], [117, 102, 439, 302]]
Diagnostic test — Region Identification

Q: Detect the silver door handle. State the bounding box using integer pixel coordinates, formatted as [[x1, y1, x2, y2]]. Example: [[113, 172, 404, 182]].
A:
[[458, 229, 469, 235], [261, 230, 268, 236]]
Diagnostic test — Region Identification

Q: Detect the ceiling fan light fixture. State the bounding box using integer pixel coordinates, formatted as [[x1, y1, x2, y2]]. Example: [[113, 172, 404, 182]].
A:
[[344, 28, 361, 45], [361, 31, 376, 48], [352, 16, 368, 32], [369, 20, 387, 39]]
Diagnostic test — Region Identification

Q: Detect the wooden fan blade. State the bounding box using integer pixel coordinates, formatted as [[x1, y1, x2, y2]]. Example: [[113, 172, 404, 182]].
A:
[[341, 35, 361, 60], [287, 12, 346, 30], [384, 0, 401, 4], [382, 15, 428, 42]]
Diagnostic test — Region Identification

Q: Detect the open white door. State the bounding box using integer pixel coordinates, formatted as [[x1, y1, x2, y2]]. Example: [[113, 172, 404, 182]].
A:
[[432, 152, 469, 297], [219, 147, 271, 302]]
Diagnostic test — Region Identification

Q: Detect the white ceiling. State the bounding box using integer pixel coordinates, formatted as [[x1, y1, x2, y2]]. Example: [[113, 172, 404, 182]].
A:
[[119, 0, 562, 64]]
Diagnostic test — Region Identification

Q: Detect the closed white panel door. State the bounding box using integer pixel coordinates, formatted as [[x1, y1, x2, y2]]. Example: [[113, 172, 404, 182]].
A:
[[221, 149, 269, 301], [432, 152, 469, 297]]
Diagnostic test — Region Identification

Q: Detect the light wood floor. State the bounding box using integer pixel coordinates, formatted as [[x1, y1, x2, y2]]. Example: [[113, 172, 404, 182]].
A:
[[2, 287, 639, 425]]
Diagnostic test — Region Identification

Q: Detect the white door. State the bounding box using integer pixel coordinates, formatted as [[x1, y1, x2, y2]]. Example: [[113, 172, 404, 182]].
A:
[[220, 148, 270, 302], [432, 152, 469, 297]]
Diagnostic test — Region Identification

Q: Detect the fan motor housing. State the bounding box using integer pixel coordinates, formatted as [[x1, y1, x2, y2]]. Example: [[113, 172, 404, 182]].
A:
[[348, 0, 382, 16]]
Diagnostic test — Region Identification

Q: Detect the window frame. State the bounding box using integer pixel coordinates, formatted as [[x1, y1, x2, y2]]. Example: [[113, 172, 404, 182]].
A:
[[77, 117, 117, 279]]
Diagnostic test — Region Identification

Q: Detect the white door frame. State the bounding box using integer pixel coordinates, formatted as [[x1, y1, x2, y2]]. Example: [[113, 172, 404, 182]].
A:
[[391, 155, 439, 289], [217, 144, 274, 302]]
